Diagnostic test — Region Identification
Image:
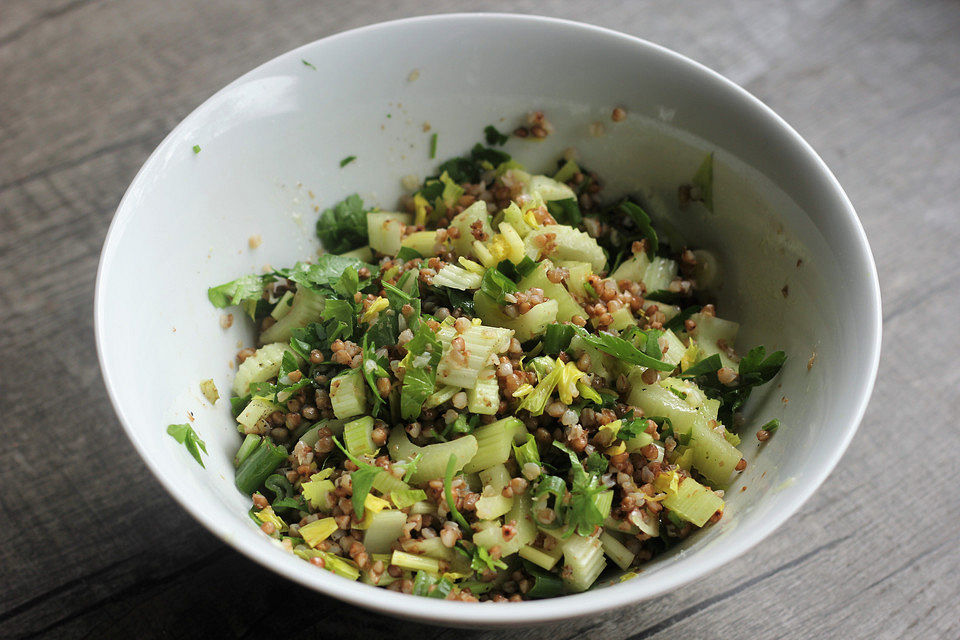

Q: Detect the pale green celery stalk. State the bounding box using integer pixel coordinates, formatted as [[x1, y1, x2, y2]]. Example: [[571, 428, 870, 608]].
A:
[[343, 415, 376, 456], [269, 289, 295, 321], [662, 476, 724, 527], [475, 494, 514, 520], [388, 428, 478, 484], [401, 536, 456, 562], [260, 286, 325, 345], [479, 464, 510, 492], [424, 385, 459, 409], [561, 533, 606, 592], [599, 530, 635, 570], [363, 510, 407, 554], [232, 342, 291, 396], [473, 493, 536, 556], [234, 433, 261, 467], [462, 418, 520, 473], [689, 417, 742, 486], [467, 372, 500, 415], [329, 369, 366, 419], [391, 550, 441, 574]]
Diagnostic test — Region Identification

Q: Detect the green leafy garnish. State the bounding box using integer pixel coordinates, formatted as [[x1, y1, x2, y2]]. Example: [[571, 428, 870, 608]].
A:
[[396, 246, 424, 262], [466, 543, 508, 573], [429, 132, 438, 159], [691, 152, 714, 212], [547, 198, 582, 226], [484, 125, 510, 146], [618, 201, 657, 257], [412, 570, 454, 598], [401, 453, 422, 483], [542, 324, 575, 355], [167, 423, 207, 467], [444, 454, 471, 531], [522, 560, 564, 598], [302, 59, 316, 70], [339, 155, 356, 168], [279, 255, 377, 292], [552, 442, 606, 536], [479, 268, 518, 305], [207, 273, 273, 315], [333, 437, 380, 518], [436, 144, 510, 184], [664, 304, 702, 332], [682, 347, 786, 424], [400, 323, 442, 420], [572, 327, 675, 372], [315, 194, 370, 254]]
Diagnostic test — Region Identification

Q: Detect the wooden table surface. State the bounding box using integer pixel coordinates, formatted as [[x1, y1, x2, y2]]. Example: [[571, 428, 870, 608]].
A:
[[2, 1, 958, 638]]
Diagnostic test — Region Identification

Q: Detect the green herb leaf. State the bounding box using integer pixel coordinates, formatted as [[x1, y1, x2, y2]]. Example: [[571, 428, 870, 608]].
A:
[[469, 544, 507, 573], [444, 455, 471, 532], [678, 353, 722, 378], [572, 327, 675, 372], [413, 570, 455, 598], [547, 198, 582, 226], [692, 152, 714, 212], [479, 268, 518, 304], [552, 442, 605, 536], [436, 144, 511, 184], [484, 125, 509, 146], [302, 59, 317, 70], [402, 452, 422, 483], [396, 246, 424, 262], [542, 324, 575, 355], [664, 304, 701, 332], [333, 437, 380, 518], [617, 201, 657, 257], [279, 255, 377, 292], [315, 194, 370, 254], [339, 155, 356, 168], [207, 273, 273, 312], [400, 322, 442, 420], [522, 560, 564, 598], [429, 132, 438, 159], [166, 423, 207, 467]]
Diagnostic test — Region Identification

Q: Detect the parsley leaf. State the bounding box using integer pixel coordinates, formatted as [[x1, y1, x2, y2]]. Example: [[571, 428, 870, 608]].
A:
[[469, 544, 507, 572], [315, 194, 370, 253], [339, 155, 356, 167], [436, 144, 511, 184], [552, 442, 606, 536], [680, 346, 786, 424], [396, 246, 423, 262], [166, 423, 207, 467], [542, 324, 575, 355], [302, 59, 317, 70], [400, 323, 442, 420], [484, 125, 509, 146], [361, 335, 390, 414], [413, 570, 455, 598], [279, 256, 377, 292], [479, 268, 518, 304], [572, 327, 675, 372], [333, 437, 380, 518], [617, 201, 657, 257], [207, 273, 273, 313], [664, 304, 702, 332], [547, 198, 582, 226]]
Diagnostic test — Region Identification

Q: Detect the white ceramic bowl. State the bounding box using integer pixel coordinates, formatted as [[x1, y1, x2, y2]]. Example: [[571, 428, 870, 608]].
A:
[[95, 13, 881, 627]]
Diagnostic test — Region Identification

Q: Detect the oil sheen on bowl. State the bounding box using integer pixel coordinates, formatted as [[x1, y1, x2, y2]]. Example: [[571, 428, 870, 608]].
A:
[[95, 13, 881, 627]]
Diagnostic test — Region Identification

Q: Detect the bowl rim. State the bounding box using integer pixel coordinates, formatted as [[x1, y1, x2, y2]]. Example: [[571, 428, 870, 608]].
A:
[[95, 12, 882, 626]]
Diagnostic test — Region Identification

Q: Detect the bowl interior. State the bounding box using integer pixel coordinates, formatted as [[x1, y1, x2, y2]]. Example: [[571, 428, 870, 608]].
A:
[[96, 14, 880, 626]]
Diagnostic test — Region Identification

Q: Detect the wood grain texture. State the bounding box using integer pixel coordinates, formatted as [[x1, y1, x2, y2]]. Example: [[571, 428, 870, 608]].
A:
[[1, 0, 958, 638]]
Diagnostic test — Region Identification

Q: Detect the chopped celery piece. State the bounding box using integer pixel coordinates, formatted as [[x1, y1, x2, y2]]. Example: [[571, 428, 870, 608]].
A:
[[387, 428, 478, 484], [689, 312, 740, 370], [479, 464, 510, 492], [233, 342, 291, 396], [558, 260, 593, 299], [269, 290, 295, 320], [623, 431, 654, 454], [609, 252, 651, 284], [627, 374, 702, 436], [330, 369, 366, 419], [234, 433, 260, 467], [260, 286, 325, 345], [517, 260, 582, 322], [402, 536, 456, 561], [661, 329, 687, 367], [300, 517, 338, 548], [689, 416, 743, 486], [295, 547, 360, 580], [473, 493, 536, 557], [367, 212, 412, 256], [236, 396, 276, 433], [343, 415, 376, 456], [462, 417, 520, 473], [433, 264, 483, 290], [390, 488, 427, 509], [657, 472, 724, 527], [363, 510, 407, 554], [372, 469, 411, 497], [436, 323, 513, 388], [561, 533, 606, 592], [526, 174, 576, 201], [519, 544, 561, 570], [552, 159, 580, 184], [301, 477, 336, 511], [401, 230, 443, 256], [628, 508, 660, 538], [600, 530, 635, 570], [467, 369, 500, 415], [449, 201, 492, 258], [253, 506, 287, 533], [424, 385, 458, 409], [235, 438, 287, 495], [513, 434, 540, 468], [473, 291, 558, 342], [641, 256, 678, 293], [391, 550, 441, 574], [524, 225, 606, 272], [476, 494, 514, 520], [517, 361, 563, 416], [297, 418, 346, 447]]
